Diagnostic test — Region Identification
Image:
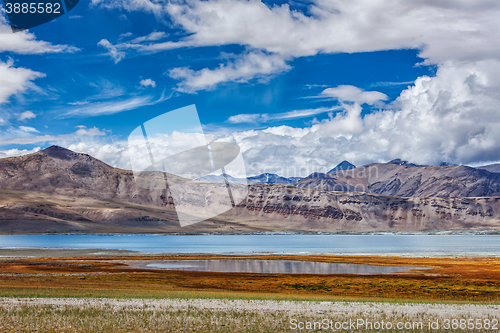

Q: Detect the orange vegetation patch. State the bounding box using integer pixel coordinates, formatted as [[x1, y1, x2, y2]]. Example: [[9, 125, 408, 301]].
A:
[[0, 255, 499, 303]]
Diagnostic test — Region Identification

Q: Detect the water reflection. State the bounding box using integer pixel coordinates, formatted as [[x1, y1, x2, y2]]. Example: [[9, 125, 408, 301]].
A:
[[141, 259, 425, 275]]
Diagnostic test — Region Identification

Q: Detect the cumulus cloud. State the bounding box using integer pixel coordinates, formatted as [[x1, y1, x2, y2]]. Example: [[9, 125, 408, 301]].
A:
[[11, 58, 500, 176], [92, 0, 500, 63], [91, 0, 500, 93], [320, 85, 388, 105], [0, 14, 79, 54], [0, 59, 45, 104], [6, 0, 500, 172], [17, 111, 36, 121], [168, 51, 290, 92], [163, 0, 500, 63], [360, 60, 500, 165], [54, 60, 500, 177], [0, 147, 41, 158], [139, 78, 156, 88], [28, 105, 362, 177]]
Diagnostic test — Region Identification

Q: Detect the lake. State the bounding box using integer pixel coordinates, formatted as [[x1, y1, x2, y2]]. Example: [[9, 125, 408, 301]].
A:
[[0, 234, 498, 255]]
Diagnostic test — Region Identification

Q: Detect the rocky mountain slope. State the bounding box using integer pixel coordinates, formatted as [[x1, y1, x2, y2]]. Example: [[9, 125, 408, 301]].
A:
[[478, 163, 500, 173], [296, 159, 500, 198], [229, 184, 500, 231], [0, 145, 178, 207], [0, 146, 499, 232]]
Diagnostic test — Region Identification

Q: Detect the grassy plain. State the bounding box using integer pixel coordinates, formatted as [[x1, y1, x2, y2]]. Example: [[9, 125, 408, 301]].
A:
[[1, 297, 499, 333], [0, 255, 499, 332], [0, 254, 499, 303]]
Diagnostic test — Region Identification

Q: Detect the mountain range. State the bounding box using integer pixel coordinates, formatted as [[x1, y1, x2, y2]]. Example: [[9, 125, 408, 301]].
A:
[[0, 146, 499, 233], [296, 159, 500, 198], [196, 173, 302, 185]]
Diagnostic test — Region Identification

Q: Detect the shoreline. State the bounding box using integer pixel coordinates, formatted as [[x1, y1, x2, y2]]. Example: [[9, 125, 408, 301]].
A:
[[0, 248, 500, 260], [1, 229, 499, 236], [1, 248, 500, 258]]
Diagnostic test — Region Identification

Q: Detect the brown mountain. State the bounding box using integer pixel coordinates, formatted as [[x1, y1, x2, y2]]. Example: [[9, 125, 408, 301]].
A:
[[296, 159, 500, 198], [0, 146, 259, 233], [0, 146, 499, 233], [478, 163, 500, 173], [0, 145, 168, 205]]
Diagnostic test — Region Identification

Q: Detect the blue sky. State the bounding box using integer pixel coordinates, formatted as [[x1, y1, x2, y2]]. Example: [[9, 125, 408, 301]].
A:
[[1, 0, 500, 177]]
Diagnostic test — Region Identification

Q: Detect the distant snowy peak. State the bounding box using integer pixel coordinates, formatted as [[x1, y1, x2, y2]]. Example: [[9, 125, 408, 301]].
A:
[[327, 160, 356, 174], [196, 173, 301, 185]]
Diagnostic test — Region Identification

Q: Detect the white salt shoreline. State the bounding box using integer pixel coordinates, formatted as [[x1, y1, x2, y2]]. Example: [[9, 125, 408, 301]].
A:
[[0, 297, 498, 317]]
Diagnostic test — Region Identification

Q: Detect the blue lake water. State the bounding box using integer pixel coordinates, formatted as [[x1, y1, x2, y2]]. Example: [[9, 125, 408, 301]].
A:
[[0, 234, 498, 255]]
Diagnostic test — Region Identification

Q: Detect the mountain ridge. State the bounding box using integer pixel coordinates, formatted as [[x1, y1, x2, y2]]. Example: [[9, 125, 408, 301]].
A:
[[296, 160, 500, 198], [0, 146, 499, 233]]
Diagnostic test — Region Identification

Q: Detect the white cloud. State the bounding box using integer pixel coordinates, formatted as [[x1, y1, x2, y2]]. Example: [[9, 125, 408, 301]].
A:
[[88, 79, 125, 100], [168, 51, 290, 93], [93, 0, 500, 92], [98, 39, 125, 63], [8, 57, 497, 176], [91, 0, 164, 16], [227, 113, 263, 124], [119, 32, 134, 39], [97, 32, 167, 63], [369, 81, 415, 88], [17, 111, 36, 121], [92, 0, 500, 64], [0, 59, 45, 104], [67, 101, 90, 106], [0, 147, 41, 158], [0, 15, 79, 54], [360, 59, 500, 165], [227, 106, 343, 124], [53, 59, 500, 176], [130, 31, 167, 43], [61, 91, 171, 118], [139, 78, 156, 88], [320, 85, 388, 105], [224, 59, 500, 174], [18, 126, 39, 133], [161, 0, 500, 63], [23, 105, 361, 177], [0, 126, 106, 146], [4, 0, 500, 171]]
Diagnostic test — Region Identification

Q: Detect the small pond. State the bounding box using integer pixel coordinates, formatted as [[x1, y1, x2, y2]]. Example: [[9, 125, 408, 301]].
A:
[[134, 259, 428, 275]]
